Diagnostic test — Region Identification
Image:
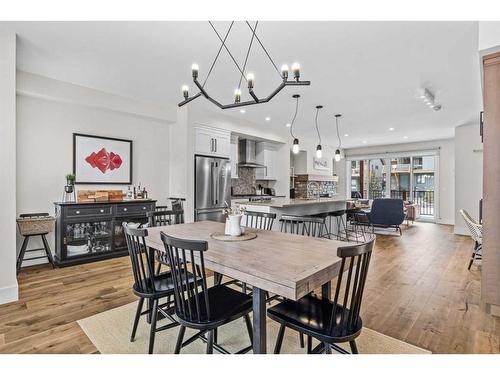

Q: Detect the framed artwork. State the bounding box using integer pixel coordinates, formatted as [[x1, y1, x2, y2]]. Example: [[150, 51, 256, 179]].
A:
[[313, 157, 329, 171], [73, 133, 133, 184]]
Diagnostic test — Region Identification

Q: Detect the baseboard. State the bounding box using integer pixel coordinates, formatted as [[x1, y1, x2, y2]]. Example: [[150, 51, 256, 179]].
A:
[[437, 218, 454, 225], [0, 284, 19, 305], [454, 225, 469, 236]]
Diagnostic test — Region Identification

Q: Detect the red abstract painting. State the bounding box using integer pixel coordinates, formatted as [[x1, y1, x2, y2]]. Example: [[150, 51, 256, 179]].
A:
[[85, 147, 123, 174]]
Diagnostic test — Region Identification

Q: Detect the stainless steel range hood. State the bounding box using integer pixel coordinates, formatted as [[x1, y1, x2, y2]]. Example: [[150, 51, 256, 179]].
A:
[[238, 139, 266, 168]]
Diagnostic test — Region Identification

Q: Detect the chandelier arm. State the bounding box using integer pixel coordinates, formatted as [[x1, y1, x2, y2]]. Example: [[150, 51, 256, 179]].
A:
[[209, 21, 247, 82], [290, 96, 299, 139], [315, 108, 321, 145], [178, 92, 202, 107], [238, 21, 258, 90], [249, 89, 260, 103], [245, 21, 282, 79], [203, 21, 234, 88]]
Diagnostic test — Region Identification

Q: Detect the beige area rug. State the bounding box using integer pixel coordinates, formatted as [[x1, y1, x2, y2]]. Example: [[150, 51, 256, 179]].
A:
[[78, 302, 430, 354]]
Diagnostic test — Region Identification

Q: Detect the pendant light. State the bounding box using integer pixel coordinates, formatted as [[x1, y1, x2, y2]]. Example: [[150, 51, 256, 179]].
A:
[[315, 105, 323, 158], [334, 114, 342, 162], [289, 94, 301, 154]]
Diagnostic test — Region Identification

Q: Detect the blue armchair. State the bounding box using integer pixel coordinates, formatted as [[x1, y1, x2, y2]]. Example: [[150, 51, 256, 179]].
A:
[[366, 198, 406, 235]]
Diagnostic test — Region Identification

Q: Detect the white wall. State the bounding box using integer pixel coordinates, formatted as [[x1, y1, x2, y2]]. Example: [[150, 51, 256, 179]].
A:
[[345, 139, 456, 225], [0, 32, 18, 304], [479, 21, 500, 54], [454, 123, 483, 234], [16, 73, 174, 267]]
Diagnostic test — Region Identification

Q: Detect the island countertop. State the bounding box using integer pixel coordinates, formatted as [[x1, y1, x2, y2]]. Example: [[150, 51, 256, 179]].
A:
[[236, 197, 346, 208]]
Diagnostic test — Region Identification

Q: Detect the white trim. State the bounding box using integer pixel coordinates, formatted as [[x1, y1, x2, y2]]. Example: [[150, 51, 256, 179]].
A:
[[0, 284, 18, 305]]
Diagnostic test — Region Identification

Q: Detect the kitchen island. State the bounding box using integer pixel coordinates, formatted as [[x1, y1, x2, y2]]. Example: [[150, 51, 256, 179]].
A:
[[236, 197, 347, 231]]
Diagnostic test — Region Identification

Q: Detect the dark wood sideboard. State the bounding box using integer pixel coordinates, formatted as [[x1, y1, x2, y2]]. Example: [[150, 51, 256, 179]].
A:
[[54, 200, 156, 267]]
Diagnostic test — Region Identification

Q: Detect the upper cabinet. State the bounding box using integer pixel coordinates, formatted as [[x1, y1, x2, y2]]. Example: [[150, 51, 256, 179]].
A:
[[230, 135, 239, 179], [194, 126, 230, 158], [255, 142, 277, 180]]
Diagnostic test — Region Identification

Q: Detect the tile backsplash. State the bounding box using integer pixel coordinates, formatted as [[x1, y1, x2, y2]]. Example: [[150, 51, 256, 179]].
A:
[[231, 167, 270, 195], [293, 175, 337, 198]]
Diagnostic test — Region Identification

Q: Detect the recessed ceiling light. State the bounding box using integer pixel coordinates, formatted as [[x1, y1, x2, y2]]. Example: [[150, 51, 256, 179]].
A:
[[403, 136, 408, 139], [240, 109, 246, 113], [389, 127, 395, 131], [362, 140, 367, 144], [285, 123, 291, 128], [265, 117, 271, 121], [344, 134, 349, 137]]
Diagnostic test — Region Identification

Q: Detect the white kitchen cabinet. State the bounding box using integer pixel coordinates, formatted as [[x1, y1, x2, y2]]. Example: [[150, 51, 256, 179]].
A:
[[255, 142, 277, 180], [194, 126, 230, 158], [230, 135, 239, 179]]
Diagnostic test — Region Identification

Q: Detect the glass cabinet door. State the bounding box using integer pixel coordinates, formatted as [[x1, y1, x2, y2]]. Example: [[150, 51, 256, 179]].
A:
[[64, 220, 113, 258]]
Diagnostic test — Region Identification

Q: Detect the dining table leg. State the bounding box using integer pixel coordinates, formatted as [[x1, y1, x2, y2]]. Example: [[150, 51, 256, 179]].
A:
[[252, 287, 267, 354], [321, 281, 332, 299]]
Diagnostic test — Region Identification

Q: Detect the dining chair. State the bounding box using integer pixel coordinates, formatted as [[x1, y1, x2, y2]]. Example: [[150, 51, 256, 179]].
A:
[[278, 214, 329, 348], [244, 211, 276, 230], [268, 235, 375, 354], [160, 232, 254, 354], [147, 209, 185, 274], [460, 209, 483, 270], [123, 224, 193, 354], [279, 214, 328, 238]]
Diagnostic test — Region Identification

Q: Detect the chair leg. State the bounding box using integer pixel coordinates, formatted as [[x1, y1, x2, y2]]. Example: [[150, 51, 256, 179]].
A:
[[16, 236, 30, 274], [130, 297, 144, 342], [324, 342, 332, 354], [206, 330, 214, 354], [174, 325, 186, 354], [155, 262, 161, 275], [349, 340, 359, 354], [307, 335, 312, 354], [214, 328, 218, 344], [243, 314, 253, 345], [299, 332, 305, 348], [398, 226, 402, 236], [242, 282, 247, 294], [148, 299, 158, 354], [274, 324, 286, 354], [468, 243, 478, 270], [41, 234, 55, 268]]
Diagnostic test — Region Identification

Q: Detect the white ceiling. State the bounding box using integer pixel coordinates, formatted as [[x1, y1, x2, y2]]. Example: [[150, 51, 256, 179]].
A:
[[0, 21, 482, 148]]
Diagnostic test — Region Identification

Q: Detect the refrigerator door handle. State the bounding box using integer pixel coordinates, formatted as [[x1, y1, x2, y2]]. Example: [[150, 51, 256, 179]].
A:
[[215, 161, 219, 205], [211, 162, 217, 206]]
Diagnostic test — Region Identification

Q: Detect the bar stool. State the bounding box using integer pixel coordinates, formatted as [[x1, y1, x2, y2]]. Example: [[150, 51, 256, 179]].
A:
[[16, 213, 56, 273], [325, 210, 348, 241], [345, 208, 367, 243]]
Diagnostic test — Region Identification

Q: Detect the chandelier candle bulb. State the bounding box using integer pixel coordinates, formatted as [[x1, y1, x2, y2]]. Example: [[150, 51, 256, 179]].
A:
[[182, 85, 189, 99], [292, 63, 300, 80], [191, 63, 199, 79], [281, 64, 289, 80], [246, 73, 255, 89], [335, 149, 341, 162], [234, 89, 241, 103]]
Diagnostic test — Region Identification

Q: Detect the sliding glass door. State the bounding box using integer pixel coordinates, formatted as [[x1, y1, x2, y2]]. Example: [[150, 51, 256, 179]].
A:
[[349, 153, 437, 221]]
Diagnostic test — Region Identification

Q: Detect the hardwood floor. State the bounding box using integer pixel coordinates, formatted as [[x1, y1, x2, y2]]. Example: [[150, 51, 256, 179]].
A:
[[0, 222, 498, 354]]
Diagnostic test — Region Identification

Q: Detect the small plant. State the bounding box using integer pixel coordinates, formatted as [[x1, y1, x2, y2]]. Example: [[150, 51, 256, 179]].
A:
[[222, 204, 246, 216], [65, 174, 76, 185]]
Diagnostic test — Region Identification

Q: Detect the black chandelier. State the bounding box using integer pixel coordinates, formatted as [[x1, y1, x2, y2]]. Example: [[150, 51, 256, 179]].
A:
[[179, 21, 311, 109]]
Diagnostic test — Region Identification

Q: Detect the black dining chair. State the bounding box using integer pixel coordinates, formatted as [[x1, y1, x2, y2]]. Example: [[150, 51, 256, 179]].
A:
[[160, 232, 254, 354], [123, 224, 194, 354], [147, 209, 185, 274], [268, 235, 375, 354], [279, 214, 328, 238]]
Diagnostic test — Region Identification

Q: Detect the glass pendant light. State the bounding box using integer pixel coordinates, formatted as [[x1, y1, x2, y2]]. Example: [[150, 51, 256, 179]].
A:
[[289, 94, 301, 154], [334, 114, 342, 162], [315, 105, 323, 158]]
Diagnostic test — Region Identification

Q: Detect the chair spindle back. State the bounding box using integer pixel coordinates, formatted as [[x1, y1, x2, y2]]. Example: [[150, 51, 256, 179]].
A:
[[279, 215, 326, 238], [244, 211, 276, 231]]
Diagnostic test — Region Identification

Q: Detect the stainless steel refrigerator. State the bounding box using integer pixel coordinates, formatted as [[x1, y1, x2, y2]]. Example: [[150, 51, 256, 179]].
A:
[[195, 155, 231, 222]]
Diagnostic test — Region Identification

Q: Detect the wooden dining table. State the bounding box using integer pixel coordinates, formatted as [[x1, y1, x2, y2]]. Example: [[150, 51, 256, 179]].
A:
[[145, 220, 345, 354]]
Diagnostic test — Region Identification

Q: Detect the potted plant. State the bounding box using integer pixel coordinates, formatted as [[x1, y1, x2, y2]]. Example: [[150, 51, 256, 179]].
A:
[[65, 173, 76, 193], [223, 204, 246, 236]]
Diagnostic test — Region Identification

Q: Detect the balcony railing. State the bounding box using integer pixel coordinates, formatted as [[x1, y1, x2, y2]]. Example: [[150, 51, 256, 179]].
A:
[[364, 189, 435, 216]]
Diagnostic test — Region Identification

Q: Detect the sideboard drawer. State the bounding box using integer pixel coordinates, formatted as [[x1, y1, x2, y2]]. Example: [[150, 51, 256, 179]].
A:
[[66, 205, 113, 218], [116, 203, 154, 216]]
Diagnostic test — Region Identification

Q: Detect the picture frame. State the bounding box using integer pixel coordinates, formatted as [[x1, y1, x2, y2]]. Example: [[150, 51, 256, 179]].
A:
[[73, 133, 133, 184], [313, 157, 329, 171]]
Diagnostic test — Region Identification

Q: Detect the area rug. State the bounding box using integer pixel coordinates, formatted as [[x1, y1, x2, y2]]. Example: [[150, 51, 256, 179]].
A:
[[78, 302, 430, 354]]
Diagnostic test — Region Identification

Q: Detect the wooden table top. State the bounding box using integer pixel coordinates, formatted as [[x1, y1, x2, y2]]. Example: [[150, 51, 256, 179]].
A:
[[145, 221, 345, 300]]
